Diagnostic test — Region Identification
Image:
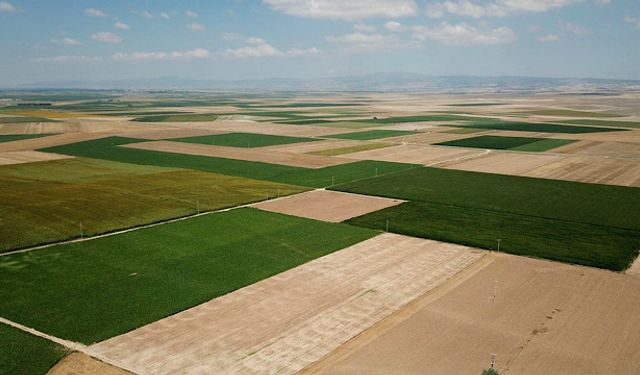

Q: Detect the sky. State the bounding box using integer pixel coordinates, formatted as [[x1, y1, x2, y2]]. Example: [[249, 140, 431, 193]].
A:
[[0, 0, 639, 85]]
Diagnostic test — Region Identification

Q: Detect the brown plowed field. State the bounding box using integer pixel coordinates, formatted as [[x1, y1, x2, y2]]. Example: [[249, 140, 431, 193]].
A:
[[524, 156, 640, 187], [89, 234, 484, 375], [190, 120, 362, 137], [0, 151, 73, 166], [252, 190, 404, 222], [552, 140, 640, 158], [442, 152, 566, 175], [125, 141, 352, 168], [344, 144, 487, 166], [306, 253, 640, 375]]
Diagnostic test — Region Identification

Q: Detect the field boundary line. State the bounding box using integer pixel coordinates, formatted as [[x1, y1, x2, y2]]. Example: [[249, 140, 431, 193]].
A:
[[0, 189, 318, 257]]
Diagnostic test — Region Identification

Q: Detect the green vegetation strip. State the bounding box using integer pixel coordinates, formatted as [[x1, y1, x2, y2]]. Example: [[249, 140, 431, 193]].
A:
[[0, 323, 68, 375], [42, 137, 416, 188], [335, 167, 640, 270], [516, 109, 623, 118], [169, 132, 319, 148], [0, 133, 56, 143], [555, 119, 640, 129], [324, 130, 417, 140], [455, 120, 626, 134], [437, 135, 575, 152], [310, 143, 393, 156], [0, 157, 306, 252], [131, 113, 217, 122], [0, 208, 377, 344], [0, 116, 56, 123]]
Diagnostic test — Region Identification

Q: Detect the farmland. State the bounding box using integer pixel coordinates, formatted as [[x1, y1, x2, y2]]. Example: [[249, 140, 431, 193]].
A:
[[0, 133, 55, 143], [0, 157, 306, 251], [169, 132, 318, 148], [0, 208, 377, 344], [436, 135, 575, 152], [455, 120, 627, 133], [324, 130, 417, 140], [0, 323, 68, 375], [0, 116, 56, 123], [131, 113, 217, 122], [309, 143, 393, 156]]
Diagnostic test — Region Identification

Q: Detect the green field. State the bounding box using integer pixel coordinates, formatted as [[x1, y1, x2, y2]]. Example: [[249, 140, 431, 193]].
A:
[[169, 132, 319, 148], [0, 157, 306, 251], [355, 114, 469, 124], [0, 134, 56, 143], [0, 208, 377, 344], [324, 130, 417, 140], [555, 119, 640, 129], [0, 116, 56, 123], [437, 135, 575, 152], [0, 323, 68, 375], [335, 167, 640, 270], [309, 143, 393, 156], [454, 120, 626, 134], [42, 137, 416, 188], [131, 113, 218, 122], [517, 109, 623, 118]]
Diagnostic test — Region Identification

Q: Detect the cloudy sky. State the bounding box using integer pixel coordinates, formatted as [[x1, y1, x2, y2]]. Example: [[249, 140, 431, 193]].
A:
[[0, 0, 638, 85]]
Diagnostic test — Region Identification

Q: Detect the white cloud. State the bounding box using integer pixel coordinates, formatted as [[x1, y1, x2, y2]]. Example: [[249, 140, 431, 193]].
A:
[[92, 32, 122, 43], [62, 38, 81, 45], [247, 37, 267, 45], [412, 22, 516, 45], [114, 22, 130, 30], [385, 21, 404, 31], [132, 10, 153, 18], [354, 23, 377, 32], [84, 8, 106, 17], [427, 0, 580, 18], [624, 16, 640, 29], [221, 32, 243, 41], [160, 12, 170, 19], [187, 22, 206, 32], [224, 43, 280, 58], [537, 34, 560, 41], [0, 1, 17, 12], [32, 55, 102, 63], [326, 32, 401, 52], [263, 0, 417, 20], [286, 47, 320, 56], [559, 21, 589, 35], [112, 48, 210, 61], [185, 10, 198, 18]]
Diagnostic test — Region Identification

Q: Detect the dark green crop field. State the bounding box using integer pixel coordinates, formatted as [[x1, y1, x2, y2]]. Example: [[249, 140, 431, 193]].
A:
[[555, 119, 640, 129], [455, 120, 626, 134], [324, 130, 417, 140], [0, 116, 57, 123], [437, 135, 575, 152], [131, 113, 217, 122], [335, 167, 640, 270], [0, 157, 306, 252], [0, 208, 377, 344], [42, 137, 416, 188], [0, 133, 56, 143], [0, 323, 68, 375], [169, 132, 319, 148]]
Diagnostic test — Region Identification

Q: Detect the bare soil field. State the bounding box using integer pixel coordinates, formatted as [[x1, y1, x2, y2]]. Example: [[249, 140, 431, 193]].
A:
[[552, 140, 640, 158], [47, 353, 132, 375], [523, 156, 640, 187], [344, 144, 487, 166], [0, 150, 73, 166], [89, 234, 484, 375], [114, 128, 226, 140], [125, 140, 352, 168], [441, 152, 566, 176], [306, 253, 640, 375], [190, 119, 362, 137], [252, 190, 404, 222], [553, 129, 640, 143], [259, 139, 365, 154], [388, 130, 476, 145]]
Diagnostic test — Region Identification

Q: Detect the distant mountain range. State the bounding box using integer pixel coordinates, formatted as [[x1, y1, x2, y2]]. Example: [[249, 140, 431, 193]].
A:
[[7, 72, 640, 92]]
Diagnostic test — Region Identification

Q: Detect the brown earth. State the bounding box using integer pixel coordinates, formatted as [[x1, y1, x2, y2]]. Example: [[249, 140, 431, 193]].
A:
[[124, 140, 352, 168], [344, 144, 488, 166], [552, 140, 640, 159], [441, 152, 566, 176], [0, 133, 107, 152], [523, 156, 640, 187], [89, 234, 484, 375], [188, 119, 363, 137], [252, 190, 404, 222], [47, 353, 132, 375], [0, 151, 74, 166], [306, 253, 640, 375]]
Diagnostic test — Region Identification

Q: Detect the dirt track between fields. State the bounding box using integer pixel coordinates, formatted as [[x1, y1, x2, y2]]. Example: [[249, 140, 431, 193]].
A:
[[252, 190, 404, 222], [124, 140, 352, 168], [89, 234, 484, 375], [306, 253, 640, 375]]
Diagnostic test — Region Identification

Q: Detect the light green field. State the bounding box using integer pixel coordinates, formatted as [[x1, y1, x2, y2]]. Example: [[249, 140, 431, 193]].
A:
[[516, 109, 623, 118]]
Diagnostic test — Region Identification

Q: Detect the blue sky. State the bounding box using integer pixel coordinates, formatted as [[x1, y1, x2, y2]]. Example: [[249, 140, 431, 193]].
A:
[[0, 0, 639, 85]]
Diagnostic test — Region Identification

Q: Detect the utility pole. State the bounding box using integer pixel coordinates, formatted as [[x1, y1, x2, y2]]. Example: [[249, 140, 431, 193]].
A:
[[497, 238, 502, 252]]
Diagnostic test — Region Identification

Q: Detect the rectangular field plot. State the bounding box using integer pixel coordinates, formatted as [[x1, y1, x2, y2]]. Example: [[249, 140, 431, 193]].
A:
[[324, 130, 417, 140], [436, 135, 575, 152], [168, 132, 318, 148], [0, 323, 68, 375], [0, 157, 306, 251], [0, 133, 56, 143], [455, 120, 626, 134], [309, 143, 393, 156], [0, 208, 377, 344], [335, 167, 640, 270], [131, 113, 217, 122]]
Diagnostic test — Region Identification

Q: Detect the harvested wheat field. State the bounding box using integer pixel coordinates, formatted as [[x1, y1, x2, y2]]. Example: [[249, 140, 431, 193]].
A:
[[551, 140, 640, 158], [306, 253, 640, 375], [442, 152, 566, 176], [191, 119, 362, 137], [523, 156, 640, 187], [89, 234, 484, 375], [47, 353, 132, 375], [0, 150, 73, 166], [253, 190, 404, 222], [113, 128, 226, 140], [259, 139, 364, 154], [344, 144, 487, 166], [125, 140, 352, 168]]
